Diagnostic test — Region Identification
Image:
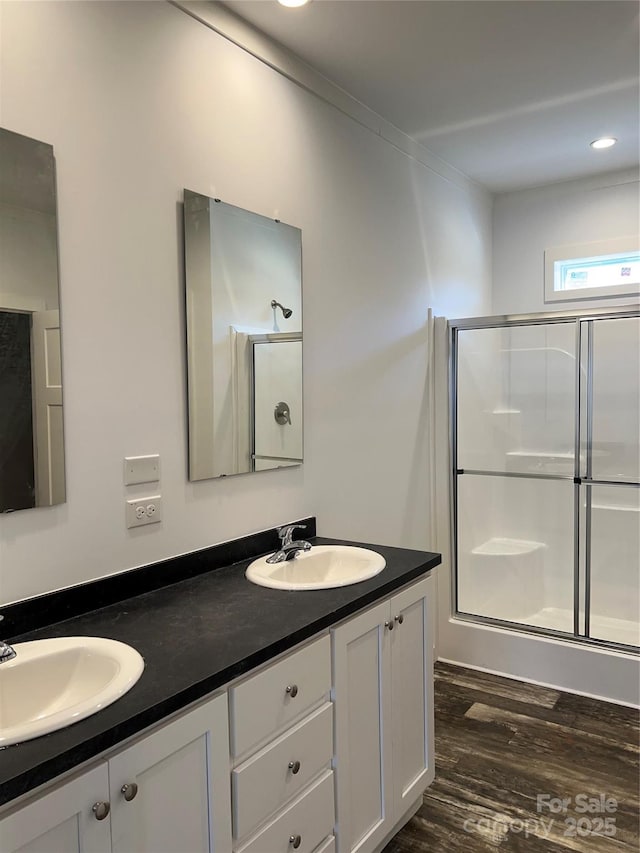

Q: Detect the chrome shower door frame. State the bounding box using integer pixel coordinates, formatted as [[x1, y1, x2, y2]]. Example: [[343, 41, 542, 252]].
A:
[[449, 305, 640, 653]]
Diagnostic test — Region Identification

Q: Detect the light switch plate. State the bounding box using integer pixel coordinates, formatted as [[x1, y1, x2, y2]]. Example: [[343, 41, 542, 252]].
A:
[[124, 455, 160, 485]]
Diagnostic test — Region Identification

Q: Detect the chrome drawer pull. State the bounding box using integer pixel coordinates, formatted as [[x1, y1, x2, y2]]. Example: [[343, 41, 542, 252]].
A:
[[288, 760, 301, 774], [394, 614, 404, 625], [384, 620, 394, 631], [121, 782, 138, 802], [92, 801, 110, 821], [289, 834, 302, 849], [285, 684, 299, 698]]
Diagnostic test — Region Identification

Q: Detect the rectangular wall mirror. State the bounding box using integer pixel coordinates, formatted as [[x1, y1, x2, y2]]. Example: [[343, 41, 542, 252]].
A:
[[0, 128, 66, 512], [183, 191, 302, 480]]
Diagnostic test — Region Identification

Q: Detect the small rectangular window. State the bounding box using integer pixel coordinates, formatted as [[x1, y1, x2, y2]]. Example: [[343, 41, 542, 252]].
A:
[[545, 238, 640, 303]]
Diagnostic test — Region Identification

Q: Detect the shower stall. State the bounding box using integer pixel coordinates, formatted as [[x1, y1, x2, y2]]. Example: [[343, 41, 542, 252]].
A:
[[450, 308, 639, 652]]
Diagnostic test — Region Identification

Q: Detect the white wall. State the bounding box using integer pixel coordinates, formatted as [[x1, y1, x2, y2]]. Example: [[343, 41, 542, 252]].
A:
[[0, 1, 491, 604], [493, 170, 640, 316]]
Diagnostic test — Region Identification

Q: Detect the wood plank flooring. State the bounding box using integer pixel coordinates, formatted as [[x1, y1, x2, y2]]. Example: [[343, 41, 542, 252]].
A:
[[383, 662, 640, 852]]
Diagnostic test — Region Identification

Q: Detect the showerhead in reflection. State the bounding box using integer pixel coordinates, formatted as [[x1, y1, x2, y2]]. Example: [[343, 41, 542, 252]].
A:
[[271, 299, 293, 319]]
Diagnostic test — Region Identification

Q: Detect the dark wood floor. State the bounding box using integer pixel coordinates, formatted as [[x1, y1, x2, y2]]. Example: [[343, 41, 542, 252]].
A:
[[384, 661, 640, 852]]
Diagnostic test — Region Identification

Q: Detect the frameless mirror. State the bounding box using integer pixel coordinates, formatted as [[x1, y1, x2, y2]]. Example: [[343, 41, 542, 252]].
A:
[[183, 191, 302, 480], [0, 128, 66, 512]]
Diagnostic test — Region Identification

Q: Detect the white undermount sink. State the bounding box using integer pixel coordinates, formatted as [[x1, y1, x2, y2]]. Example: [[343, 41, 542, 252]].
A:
[[246, 545, 386, 590], [0, 636, 144, 747]]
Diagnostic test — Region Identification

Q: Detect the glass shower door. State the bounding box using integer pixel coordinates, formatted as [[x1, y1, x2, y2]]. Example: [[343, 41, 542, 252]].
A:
[[583, 316, 640, 647], [455, 321, 577, 633]]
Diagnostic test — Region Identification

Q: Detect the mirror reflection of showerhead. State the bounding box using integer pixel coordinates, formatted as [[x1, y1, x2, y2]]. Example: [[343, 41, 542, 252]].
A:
[[271, 299, 293, 319]]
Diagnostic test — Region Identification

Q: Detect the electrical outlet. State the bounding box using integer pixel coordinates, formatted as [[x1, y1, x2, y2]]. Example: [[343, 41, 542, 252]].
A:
[[126, 495, 162, 529]]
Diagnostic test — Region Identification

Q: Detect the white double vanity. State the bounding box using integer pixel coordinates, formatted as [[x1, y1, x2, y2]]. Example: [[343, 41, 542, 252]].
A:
[[0, 565, 436, 853]]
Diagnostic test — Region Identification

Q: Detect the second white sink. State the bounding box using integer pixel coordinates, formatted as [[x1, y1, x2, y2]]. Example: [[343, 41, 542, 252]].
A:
[[0, 636, 144, 747], [246, 545, 386, 590]]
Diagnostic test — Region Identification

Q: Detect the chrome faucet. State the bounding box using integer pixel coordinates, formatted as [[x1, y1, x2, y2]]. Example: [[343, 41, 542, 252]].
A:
[[266, 524, 312, 564], [0, 617, 16, 663]]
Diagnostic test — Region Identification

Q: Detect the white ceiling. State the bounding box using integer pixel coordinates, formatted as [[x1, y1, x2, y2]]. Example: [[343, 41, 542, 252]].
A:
[[220, 0, 640, 192]]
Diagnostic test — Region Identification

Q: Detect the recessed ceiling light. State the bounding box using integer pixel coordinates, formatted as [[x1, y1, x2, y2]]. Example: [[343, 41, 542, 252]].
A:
[[277, 0, 310, 6], [590, 137, 617, 150]]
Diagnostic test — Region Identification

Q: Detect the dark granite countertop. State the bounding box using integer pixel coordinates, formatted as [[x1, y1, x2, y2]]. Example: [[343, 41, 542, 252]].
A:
[[0, 536, 440, 808]]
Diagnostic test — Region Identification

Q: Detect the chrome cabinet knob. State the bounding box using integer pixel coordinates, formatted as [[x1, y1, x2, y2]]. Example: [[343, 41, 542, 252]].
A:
[[394, 614, 404, 625], [92, 801, 110, 821], [288, 760, 301, 774], [289, 834, 302, 848], [384, 620, 394, 631], [285, 684, 299, 698], [121, 782, 138, 802]]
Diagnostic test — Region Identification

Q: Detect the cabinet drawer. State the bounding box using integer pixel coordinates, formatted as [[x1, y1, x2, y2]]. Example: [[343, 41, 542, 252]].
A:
[[233, 702, 333, 841], [237, 770, 334, 853], [230, 635, 331, 758]]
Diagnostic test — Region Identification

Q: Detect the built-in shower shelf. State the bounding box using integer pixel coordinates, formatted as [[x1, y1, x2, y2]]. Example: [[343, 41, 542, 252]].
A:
[[591, 504, 640, 513], [506, 450, 576, 460], [506, 450, 608, 460], [471, 537, 547, 557]]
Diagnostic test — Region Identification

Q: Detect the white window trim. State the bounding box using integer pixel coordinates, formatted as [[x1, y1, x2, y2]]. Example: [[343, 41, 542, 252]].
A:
[[544, 236, 640, 303]]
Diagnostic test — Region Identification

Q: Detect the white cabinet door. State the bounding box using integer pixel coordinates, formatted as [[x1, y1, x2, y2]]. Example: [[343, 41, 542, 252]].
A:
[[108, 693, 232, 853], [0, 764, 111, 853], [389, 575, 435, 813], [332, 600, 392, 853], [332, 576, 436, 853]]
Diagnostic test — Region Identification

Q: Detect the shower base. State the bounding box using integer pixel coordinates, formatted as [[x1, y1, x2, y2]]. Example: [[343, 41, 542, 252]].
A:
[[525, 607, 639, 648]]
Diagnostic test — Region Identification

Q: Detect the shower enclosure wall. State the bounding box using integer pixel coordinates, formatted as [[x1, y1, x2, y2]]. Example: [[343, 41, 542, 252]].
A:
[[451, 308, 639, 652]]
